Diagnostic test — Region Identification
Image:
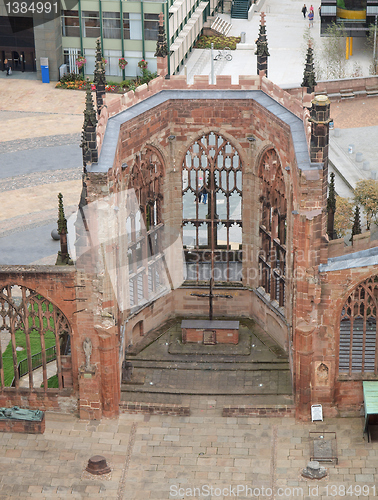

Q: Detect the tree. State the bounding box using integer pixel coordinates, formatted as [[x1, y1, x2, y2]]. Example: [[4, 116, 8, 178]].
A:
[[354, 179, 378, 230], [321, 22, 347, 79], [366, 23, 378, 75], [334, 196, 354, 237]]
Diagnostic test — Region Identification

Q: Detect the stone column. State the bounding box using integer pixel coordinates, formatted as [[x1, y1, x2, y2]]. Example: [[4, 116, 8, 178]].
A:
[[309, 95, 331, 210], [98, 329, 120, 418]]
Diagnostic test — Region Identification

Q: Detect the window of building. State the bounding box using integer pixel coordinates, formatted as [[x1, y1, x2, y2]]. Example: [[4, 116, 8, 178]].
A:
[[128, 12, 142, 40], [103, 12, 121, 39], [339, 276, 378, 375], [61, 10, 80, 37], [123, 13, 130, 39], [63, 48, 80, 73], [258, 149, 286, 307], [82, 11, 100, 38], [144, 13, 159, 41], [182, 132, 242, 282]]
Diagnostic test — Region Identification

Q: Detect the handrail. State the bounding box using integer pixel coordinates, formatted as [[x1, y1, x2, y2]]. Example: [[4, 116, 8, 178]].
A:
[[11, 346, 57, 387]]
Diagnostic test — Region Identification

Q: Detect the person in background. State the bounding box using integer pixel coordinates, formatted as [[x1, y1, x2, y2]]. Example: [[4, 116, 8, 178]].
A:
[[4, 59, 11, 76], [308, 8, 314, 27], [302, 4, 307, 18]]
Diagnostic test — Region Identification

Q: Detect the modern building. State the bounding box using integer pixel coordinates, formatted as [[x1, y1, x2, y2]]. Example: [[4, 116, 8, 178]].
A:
[[320, 0, 378, 36], [0, 0, 220, 81]]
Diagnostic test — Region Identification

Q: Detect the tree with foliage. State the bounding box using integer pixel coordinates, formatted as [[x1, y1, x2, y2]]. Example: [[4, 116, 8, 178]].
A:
[[366, 23, 378, 75], [321, 22, 347, 79], [334, 195, 354, 237], [354, 179, 378, 230]]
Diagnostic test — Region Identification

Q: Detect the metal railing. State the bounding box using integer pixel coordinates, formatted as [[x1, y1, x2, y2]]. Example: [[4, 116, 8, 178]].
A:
[[12, 346, 57, 386]]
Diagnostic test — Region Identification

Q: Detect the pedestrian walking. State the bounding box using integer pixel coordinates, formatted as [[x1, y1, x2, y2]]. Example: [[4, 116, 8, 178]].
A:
[[4, 59, 11, 76], [198, 185, 204, 203], [302, 4, 307, 18], [308, 9, 314, 27], [310, 4, 314, 13]]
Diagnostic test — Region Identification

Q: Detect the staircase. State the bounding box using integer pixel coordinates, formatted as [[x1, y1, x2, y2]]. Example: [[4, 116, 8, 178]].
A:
[[231, 0, 251, 19], [211, 16, 232, 36]]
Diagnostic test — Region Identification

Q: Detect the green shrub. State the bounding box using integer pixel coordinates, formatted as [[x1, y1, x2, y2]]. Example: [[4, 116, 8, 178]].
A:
[[195, 35, 241, 50], [59, 72, 84, 83]]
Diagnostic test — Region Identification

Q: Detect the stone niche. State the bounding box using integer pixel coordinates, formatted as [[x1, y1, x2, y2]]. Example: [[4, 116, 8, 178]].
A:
[[181, 320, 240, 345]]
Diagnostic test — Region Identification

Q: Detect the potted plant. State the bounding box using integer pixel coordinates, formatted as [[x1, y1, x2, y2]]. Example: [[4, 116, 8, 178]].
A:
[[118, 57, 128, 70], [75, 55, 86, 69], [138, 59, 148, 70]]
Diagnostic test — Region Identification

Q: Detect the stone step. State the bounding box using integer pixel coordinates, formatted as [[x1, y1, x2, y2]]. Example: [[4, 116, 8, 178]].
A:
[[122, 367, 292, 396], [120, 392, 295, 406], [122, 385, 292, 396], [128, 360, 290, 371]]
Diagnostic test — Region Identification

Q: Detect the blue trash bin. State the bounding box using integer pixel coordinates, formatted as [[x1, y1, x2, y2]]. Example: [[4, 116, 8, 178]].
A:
[[40, 57, 50, 83]]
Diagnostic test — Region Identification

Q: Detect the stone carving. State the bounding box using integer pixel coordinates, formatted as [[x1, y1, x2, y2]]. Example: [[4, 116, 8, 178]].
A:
[[301, 461, 327, 479], [0, 406, 43, 421], [317, 362, 329, 386], [83, 337, 93, 371]]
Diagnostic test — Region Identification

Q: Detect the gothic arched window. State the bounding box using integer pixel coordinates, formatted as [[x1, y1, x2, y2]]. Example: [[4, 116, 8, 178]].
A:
[[339, 276, 378, 375], [258, 149, 287, 307], [126, 146, 166, 310], [182, 132, 242, 282], [0, 285, 71, 390]]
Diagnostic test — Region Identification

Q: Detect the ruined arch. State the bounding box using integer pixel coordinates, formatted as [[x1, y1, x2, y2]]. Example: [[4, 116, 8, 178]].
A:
[[0, 284, 71, 390], [338, 274, 378, 375], [258, 147, 287, 307], [181, 131, 243, 282]]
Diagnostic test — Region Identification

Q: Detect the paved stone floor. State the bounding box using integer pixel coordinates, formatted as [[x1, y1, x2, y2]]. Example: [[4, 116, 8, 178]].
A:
[[1, 411, 378, 499], [0, 79, 119, 265]]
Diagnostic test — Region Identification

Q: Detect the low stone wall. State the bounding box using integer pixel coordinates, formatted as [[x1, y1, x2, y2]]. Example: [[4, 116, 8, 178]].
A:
[[0, 414, 45, 434], [222, 405, 295, 417], [120, 402, 190, 416]]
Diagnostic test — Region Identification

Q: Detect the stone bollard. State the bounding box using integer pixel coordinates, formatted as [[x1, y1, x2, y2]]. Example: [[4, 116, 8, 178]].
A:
[[356, 152, 363, 162]]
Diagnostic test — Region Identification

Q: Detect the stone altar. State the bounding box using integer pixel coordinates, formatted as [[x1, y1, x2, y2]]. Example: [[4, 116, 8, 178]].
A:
[[181, 320, 239, 345]]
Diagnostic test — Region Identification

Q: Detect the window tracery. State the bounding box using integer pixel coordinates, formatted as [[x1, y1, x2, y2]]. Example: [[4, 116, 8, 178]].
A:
[[0, 285, 70, 390], [125, 146, 166, 310], [258, 149, 287, 307], [339, 276, 378, 375], [182, 132, 242, 282]]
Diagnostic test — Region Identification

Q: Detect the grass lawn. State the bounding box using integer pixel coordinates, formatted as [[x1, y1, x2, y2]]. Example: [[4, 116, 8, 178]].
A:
[[1, 329, 56, 387], [41, 374, 59, 389]]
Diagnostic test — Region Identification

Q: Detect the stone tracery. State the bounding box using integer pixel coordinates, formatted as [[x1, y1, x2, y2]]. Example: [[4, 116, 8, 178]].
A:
[[258, 148, 287, 307]]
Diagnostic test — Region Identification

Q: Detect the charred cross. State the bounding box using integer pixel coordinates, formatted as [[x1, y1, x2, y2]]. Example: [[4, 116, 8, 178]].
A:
[[190, 278, 233, 321]]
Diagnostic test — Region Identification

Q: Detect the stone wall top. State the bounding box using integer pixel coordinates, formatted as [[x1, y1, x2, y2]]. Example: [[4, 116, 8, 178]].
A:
[[96, 74, 313, 160]]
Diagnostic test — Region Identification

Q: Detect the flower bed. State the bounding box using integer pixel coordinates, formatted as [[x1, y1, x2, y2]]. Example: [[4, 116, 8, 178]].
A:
[[195, 35, 241, 50]]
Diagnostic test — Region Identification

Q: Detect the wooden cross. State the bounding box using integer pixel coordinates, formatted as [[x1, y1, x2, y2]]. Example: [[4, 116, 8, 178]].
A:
[[190, 278, 232, 321]]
